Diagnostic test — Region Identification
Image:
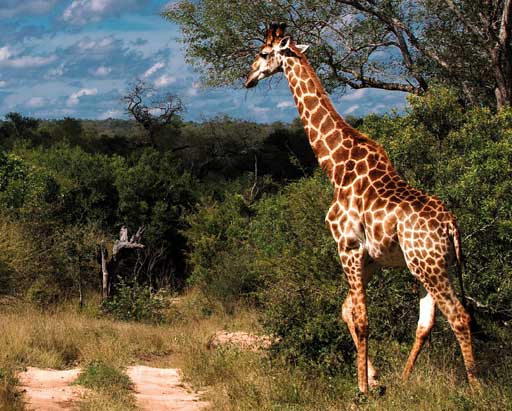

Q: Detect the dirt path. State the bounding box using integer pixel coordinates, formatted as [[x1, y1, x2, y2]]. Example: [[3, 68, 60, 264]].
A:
[[127, 366, 208, 411], [18, 367, 85, 411], [18, 366, 209, 411]]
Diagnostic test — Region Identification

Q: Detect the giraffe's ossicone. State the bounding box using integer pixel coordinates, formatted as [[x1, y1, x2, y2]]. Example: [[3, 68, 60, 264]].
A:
[[245, 22, 479, 395]]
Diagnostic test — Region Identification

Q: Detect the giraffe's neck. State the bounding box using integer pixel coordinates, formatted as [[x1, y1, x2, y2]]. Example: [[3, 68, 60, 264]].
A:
[[282, 56, 358, 182]]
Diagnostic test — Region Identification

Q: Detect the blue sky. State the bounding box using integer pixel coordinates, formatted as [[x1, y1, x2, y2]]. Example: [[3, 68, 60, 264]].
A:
[[0, 0, 406, 123]]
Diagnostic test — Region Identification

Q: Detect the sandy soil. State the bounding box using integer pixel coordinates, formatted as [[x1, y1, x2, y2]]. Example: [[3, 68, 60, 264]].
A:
[[18, 367, 85, 411], [18, 366, 209, 411], [207, 330, 275, 352], [127, 366, 208, 411]]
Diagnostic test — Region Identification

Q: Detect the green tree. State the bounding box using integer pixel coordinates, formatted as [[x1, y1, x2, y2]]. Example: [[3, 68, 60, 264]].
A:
[[114, 149, 197, 288], [165, 0, 512, 108]]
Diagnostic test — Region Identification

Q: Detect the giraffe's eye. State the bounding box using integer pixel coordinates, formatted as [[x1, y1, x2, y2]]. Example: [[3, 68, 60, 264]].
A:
[[260, 52, 269, 59]]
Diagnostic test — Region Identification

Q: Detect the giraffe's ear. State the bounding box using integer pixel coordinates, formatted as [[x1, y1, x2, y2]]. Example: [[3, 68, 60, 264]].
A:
[[277, 36, 291, 50], [295, 44, 309, 54]]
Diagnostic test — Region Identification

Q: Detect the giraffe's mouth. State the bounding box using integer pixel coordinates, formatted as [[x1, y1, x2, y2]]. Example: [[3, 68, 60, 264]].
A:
[[245, 72, 260, 88]]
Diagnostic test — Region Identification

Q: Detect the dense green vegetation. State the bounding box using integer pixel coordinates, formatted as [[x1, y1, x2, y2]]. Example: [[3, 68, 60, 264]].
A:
[[0, 88, 511, 408]]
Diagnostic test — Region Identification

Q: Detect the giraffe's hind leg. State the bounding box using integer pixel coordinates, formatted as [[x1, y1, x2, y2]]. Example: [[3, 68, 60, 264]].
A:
[[402, 288, 435, 379], [407, 261, 479, 387]]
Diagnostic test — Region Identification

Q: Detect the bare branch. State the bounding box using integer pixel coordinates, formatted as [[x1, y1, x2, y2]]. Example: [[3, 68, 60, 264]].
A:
[[124, 80, 184, 146], [112, 226, 145, 260]]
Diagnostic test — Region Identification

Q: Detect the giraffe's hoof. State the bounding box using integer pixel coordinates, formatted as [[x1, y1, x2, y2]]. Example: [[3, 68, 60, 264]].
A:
[[351, 391, 368, 407], [370, 384, 386, 397]]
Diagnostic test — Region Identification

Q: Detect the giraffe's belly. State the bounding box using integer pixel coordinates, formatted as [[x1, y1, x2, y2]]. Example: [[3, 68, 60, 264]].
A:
[[365, 240, 407, 268]]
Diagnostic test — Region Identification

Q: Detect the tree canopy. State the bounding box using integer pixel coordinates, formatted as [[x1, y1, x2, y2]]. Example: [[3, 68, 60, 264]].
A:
[[164, 0, 512, 109]]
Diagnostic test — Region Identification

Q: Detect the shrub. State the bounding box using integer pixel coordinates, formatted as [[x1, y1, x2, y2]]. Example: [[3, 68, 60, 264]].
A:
[[101, 279, 167, 323], [26, 277, 61, 309]]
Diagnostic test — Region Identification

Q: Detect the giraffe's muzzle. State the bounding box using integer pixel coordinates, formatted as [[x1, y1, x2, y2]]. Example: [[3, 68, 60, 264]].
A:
[[245, 71, 260, 88]]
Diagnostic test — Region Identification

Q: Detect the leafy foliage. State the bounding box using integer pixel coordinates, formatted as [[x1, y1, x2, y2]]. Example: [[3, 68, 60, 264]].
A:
[[165, 0, 512, 107], [101, 279, 167, 323]]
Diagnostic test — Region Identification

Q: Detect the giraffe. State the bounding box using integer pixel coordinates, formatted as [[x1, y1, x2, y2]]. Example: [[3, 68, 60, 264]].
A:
[[245, 23, 479, 395]]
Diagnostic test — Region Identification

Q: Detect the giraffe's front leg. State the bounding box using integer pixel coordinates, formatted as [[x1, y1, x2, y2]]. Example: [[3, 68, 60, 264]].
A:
[[341, 260, 380, 388], [342, 294, 379, 388], [339, 246, 370, 395]]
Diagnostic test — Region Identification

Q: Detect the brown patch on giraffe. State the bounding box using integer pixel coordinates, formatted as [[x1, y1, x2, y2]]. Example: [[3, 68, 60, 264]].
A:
[[345, 159, 356, 172], [311, 106, 327, 127], [320, 116, 335, 135], [307, 79, 315, 93], [313, 141, 329, 158], [332, 146, 349, 163], [342, 139, 353, 149], [368, 169, 385, 181], [321, 159, 334, 175], [325, 131, 339, 150], [351, 145, 368, 160], [303, 96, 318, 111], [355, 161, 368, 175], [308, 128, 318, 142]]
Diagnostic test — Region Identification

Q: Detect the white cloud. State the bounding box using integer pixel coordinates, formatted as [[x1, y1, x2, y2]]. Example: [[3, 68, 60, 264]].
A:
[[252, 106, 270, 113], [62, 0, 147, 25], [99, 109, 122, 119], [277, 101, 294, 109], [25, 97, 46, 108], [0, 0, 59, 18], [343, 104, 360, 115], [2, 55, 56, 68], [0, 46, 12, 61], [67, 88, 98, 106], [0, 46, 56, 68], [154, 74, 176, 88], [93, 66, 112, 76], [46, 64, 65, 78], [77, 36, 115, 51], [143, 62, 165, 78], [340, 89, 368, 102]]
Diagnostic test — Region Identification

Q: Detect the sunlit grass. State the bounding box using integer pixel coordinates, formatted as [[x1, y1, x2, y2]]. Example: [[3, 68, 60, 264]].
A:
[[0, 292, 510, 411]]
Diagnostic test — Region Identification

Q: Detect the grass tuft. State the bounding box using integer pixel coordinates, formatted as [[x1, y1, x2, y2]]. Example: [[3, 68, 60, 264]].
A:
[[75, 360, 132, 391]]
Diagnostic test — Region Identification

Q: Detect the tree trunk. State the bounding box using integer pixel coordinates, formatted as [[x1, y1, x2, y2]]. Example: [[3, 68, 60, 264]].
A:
[[99, 227, 145, 301], [494, 0, 512, 110], [78, 277, 84, 309], [492, 48, 512, 110], [491, 37, 512, 110], [100, 243, 109, 300]]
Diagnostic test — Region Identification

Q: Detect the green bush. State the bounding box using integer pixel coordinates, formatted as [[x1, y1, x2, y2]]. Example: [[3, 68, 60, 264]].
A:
[[101, 279, 167, 323], [184, 88, 512, 373], [184, 189, 259, 309], [26, 277, 61, 309]]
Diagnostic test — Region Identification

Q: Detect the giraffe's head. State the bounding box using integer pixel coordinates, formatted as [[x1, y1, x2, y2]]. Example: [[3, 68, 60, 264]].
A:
[[245, 22, 309, 88]]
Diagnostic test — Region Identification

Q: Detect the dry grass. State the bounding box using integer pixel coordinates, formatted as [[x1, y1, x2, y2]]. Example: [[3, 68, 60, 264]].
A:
[[0, 292, 510, 411]]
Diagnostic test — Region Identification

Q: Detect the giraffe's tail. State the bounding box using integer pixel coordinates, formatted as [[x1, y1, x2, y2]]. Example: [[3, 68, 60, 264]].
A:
[[448, 220, 482, 335], [448, 220, 466, 307]]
